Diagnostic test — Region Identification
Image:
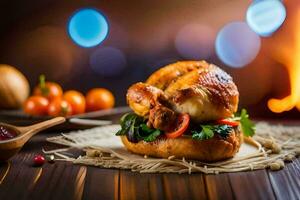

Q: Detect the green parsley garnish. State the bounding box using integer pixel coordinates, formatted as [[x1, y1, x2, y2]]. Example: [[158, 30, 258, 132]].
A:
[[116, 113, 162, 142], [139, 124, 161, 142], [191, 108, 255, 140], [234, 109, 255, 137], [116, 108, 255, 142], [192, 124, 232, 140]]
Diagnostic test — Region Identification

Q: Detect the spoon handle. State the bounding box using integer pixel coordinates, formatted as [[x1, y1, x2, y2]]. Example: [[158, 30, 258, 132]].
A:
[[19, 117, 66, 136]]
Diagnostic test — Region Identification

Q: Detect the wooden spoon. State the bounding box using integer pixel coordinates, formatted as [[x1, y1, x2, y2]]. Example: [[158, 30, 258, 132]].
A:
[[0, 117, 65, 162]]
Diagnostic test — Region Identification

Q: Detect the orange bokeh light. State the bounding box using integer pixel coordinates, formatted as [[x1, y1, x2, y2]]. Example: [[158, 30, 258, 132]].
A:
[[268, 12, 300, 113]]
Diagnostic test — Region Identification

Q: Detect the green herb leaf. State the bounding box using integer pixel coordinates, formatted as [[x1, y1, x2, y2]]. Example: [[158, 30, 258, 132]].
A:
[[192, 125, 214, 140], [192, 124, 232, 140], [140, 124, 154, 134], [115, 113, 162, 142], [116, 113, 137, 136], [142, 129, 161, 142], [115, 129, 124, 136], [239, 109, 255, 137], [120, 113, 131, 124], [214, 124, 233, 138]]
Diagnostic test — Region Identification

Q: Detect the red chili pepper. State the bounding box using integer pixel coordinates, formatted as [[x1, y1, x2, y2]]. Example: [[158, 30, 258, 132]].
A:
[[216, 119, 239, 127]]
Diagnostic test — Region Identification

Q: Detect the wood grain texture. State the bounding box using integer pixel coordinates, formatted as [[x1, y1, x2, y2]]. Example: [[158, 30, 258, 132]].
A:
[[119, 171, 165, 200], [228, 170, 275, 200], [82, 168, 117, 200], [162, 173, 192, 200], [187, 174, 207, 200], [204, 173, 234, 200], [268, 159, 300, 200], [0, 127, 299, 200]]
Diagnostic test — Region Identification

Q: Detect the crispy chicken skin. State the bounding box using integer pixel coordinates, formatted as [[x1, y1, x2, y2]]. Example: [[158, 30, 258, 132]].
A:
[[126, 82, 167, 117], [146, 60, 209, 90], [165, 64, 239, 122], [127, 61, 239, 129], [126, 82, 176, 130]]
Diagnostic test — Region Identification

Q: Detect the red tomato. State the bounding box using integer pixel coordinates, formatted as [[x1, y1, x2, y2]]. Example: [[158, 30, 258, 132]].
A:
[[23, 96, 49, 116], [165, 113, 190, 139], [216, 119, 239, 127], [33, 75, 63, 101], [63, 90, 86, 114], [48, 98, 73, 117], [86, 88, 115, 112]]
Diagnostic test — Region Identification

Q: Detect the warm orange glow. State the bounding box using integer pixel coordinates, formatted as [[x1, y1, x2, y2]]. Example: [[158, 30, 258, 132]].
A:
[[268, 14, 300, 113]]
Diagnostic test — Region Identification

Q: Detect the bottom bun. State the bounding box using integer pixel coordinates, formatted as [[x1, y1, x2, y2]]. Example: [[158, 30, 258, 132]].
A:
[[120, 128, 242, 162]]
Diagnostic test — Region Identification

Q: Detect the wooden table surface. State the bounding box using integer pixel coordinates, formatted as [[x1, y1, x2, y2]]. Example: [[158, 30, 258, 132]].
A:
[[0, 120, 299, 200]]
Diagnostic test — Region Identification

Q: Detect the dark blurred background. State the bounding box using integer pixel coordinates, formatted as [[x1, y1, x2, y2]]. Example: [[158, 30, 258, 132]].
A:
[[0, 0, 299, 118]]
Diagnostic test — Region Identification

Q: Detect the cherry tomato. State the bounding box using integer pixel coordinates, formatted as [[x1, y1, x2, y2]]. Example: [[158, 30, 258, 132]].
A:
[[165, 113, 190, 139], [24, 96, 49, 116], [86, 88, 115, 112], [216, 119, 239, 127], [48, 98, 73, 117], [63, 90, 86, 114], [33, 75, 63, 101]]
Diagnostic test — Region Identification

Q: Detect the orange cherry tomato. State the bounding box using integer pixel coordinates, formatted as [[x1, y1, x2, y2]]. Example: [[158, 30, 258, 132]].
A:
[[165, 113, 190, 139], [33, 75, 63, 101], [48, 98, 73, 117], [23, 96, 49, 116], [216, 119, 239, 127], [86, 88, 115, 112], [63, 90, 86, 114]]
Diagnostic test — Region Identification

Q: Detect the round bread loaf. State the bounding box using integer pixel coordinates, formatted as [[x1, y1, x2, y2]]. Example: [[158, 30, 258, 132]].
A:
[[120, 128, 242, 162]]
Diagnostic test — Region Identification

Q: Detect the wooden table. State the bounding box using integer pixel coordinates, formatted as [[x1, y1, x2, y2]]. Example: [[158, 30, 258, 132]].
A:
[[0, 124, 299, 200]]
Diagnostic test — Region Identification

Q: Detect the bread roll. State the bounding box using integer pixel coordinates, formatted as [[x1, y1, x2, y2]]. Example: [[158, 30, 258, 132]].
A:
[[120, 128, 242, 162]]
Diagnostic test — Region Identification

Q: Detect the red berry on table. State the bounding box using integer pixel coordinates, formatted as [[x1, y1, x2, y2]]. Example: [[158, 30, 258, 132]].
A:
[[33, 155, 45, 166]]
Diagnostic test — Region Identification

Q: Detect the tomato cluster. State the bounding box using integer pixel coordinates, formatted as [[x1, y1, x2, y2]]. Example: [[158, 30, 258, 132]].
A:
[[23, 75, 115, 117]]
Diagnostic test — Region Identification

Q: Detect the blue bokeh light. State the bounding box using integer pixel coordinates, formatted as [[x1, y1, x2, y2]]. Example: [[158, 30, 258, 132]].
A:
[[68, 8, 109, 47], [246, 0, 286, 37], [216, 22, 261, 68]]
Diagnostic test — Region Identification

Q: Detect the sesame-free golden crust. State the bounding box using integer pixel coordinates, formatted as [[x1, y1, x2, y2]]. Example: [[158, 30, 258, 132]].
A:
[[120, 128, 242, 162]]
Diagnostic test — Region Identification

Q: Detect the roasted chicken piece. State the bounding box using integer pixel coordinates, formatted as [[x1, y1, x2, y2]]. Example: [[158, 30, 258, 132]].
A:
[[126, 82, 167, 117], [126, 82, 176, 130], [164, 64, 239, 122], [126, 61, 239, 130], [147, 104, 177, 131], [146, 60, 209, 90]]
